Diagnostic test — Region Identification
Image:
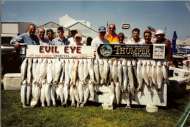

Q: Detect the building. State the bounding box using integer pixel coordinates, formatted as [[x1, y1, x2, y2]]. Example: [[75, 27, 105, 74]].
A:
[[1, 22, 33, 45], [38, 21, 70, 37], [59, 14, 77, 28], [67, 22, 97, 38]]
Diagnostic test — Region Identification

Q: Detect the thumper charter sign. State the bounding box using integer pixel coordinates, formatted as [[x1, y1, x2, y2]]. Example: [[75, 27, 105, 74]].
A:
[[26, 45, 96, 58], [98, 44, 166, 59]]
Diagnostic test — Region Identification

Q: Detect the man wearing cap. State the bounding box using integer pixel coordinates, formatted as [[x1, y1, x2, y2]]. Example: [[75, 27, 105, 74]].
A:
[[155, 29, 173, 63], [127, 28, 144, 44], [70, 33, 83, 46], [51, 26, 70, 45], [10, 24, 39, 47], [91, 26, 109, 47], [105, 24, 119, 44]]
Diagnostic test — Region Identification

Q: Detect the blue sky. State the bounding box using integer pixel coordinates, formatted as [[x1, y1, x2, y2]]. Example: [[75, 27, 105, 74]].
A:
[[1, 1, 190, 40]]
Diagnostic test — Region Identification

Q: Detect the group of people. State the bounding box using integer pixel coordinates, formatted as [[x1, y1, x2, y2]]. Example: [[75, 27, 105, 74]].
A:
[[10, 23, 173, 62]]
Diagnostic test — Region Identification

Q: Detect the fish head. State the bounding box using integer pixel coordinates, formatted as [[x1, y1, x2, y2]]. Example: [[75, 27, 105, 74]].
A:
[[122, 59, 127, 66], [157, 61, 162, 67], [132, 60, 137, 66], [127, 60, 132, 66], [137, 60, 142, 66]]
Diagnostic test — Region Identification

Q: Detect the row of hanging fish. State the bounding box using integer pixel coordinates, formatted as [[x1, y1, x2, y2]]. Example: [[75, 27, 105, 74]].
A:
[[20, 57, 168, 108]]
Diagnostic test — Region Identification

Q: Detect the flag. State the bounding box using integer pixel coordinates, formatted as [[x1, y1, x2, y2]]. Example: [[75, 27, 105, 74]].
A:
[[172, 31, 178, 55]]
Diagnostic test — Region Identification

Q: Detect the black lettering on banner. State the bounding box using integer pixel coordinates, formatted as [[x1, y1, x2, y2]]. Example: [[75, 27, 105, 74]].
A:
[[97, 44, 158, 59]]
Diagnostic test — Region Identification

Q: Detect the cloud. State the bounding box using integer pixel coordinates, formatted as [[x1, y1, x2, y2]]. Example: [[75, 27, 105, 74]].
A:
[[185, 1, 190, 13]]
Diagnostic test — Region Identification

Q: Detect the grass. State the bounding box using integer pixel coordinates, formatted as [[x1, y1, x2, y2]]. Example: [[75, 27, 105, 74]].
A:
[[1, 88, 190, 127]]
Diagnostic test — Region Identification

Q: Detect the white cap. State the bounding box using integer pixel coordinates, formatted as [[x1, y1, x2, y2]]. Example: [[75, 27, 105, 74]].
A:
[[155, 29, 165, 35]]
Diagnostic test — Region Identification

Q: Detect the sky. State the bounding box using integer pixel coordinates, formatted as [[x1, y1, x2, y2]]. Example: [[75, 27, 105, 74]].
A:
[[1, 0, 190, 40]]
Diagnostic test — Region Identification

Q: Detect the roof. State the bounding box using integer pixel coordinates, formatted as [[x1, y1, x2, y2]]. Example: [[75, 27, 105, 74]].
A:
[[38, 21, 69, 31], [67, 22, 98, 38], [0, 21, 33, 24], [38, 21, 61, 28], [59, 14, 77, 28], [67, 22, 97, 33]]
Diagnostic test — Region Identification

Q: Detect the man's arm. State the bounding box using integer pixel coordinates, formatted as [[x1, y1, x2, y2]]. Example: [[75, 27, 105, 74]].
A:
[[10, 34, 25, 48]]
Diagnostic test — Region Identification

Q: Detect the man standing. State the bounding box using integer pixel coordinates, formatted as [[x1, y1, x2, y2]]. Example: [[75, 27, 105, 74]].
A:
[[105, 24, 119, 44], [143, 30, 152, 44], [91, 26, 109, 47], [127, 28, 144, 44], [118, 32, 126, 44], [155, 29, 173, 63], [46, 29, 54, 43], [70, 33, 83, 46], [10, 24, 39, 46], [37, 27, 49, 45], [51, 27, 70, 45]]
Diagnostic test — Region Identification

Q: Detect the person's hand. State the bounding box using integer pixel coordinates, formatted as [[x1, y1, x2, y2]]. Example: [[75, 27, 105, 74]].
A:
[[14, 42, 20, 49]]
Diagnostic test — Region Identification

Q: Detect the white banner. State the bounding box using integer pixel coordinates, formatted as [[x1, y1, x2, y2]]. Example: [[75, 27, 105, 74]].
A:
[[152, 44, 165, 59], [26, 45, 96, 58]]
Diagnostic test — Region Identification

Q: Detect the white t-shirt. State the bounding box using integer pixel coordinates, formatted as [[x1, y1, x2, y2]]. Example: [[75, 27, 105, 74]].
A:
[[91, 36, 109, 47], [69, 37, 86, 46], [127, 38, 145, 44]]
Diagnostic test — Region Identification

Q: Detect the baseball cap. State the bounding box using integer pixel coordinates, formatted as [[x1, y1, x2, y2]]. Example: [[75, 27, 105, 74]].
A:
[[98, 26, 106, 33]]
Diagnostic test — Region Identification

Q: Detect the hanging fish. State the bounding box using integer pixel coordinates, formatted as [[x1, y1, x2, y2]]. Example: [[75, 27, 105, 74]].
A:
[[26, 58, 32, 105], [20, 80, 27, 108], [98, 59, 104, 84], [26, 58, 32, 85], [77, 80, 84, 104], [30, 58, 42, 107], [87, 59, 95, 83], [112, 59, 118, 83], [151, 60, 157, 86], [122, 59, 128, 91], [118, 60, 123, 86], [56, 59, 65, 106], [127, 61, 135, 96], [52, 59, 62, 84], [102, 59, 109, 85], [63, 59, 70, 106], [40, 79, 46, 107], [137, 60, 143, 91], [162, 62, 168, 83], [20, 58, 28, 82], [81, 83, 89, 107], [78, 59, 84, 82], [70, 80, 80, 107], [88, 80, 95, 101], [142, 60, 149, 87], [147, 60, 153, 87], [115, 81, 121, 105], [82, 59, 89, 83], [156, 61, 164, 90], [70, 60, 79, 87], [94, 59, 100, 84], [32, 58, 38, 83]]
